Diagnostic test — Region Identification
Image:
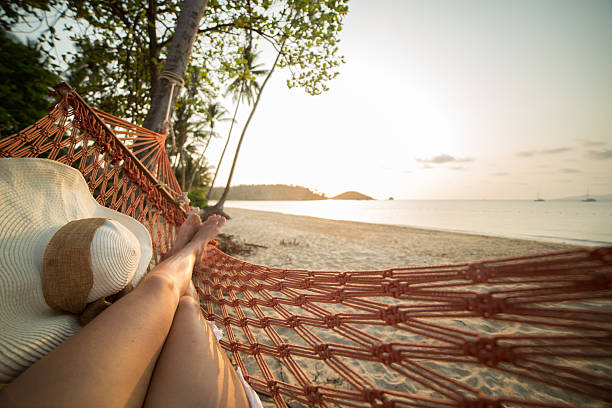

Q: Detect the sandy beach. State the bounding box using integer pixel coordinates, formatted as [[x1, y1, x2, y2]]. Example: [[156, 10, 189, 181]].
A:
[[221, 207, 579, 269]]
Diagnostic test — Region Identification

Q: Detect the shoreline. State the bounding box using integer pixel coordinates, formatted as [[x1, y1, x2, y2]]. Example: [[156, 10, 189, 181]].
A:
[[220, 207, 580, 270]]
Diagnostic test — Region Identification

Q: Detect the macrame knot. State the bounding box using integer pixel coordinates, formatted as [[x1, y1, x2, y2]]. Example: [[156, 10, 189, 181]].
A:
[[250, 343, 261, 355], [467, 294, 504, 317], [314, 343, 331, 360], [380, 305, 403, 325], [305, 385, 322, 404], [337, 272, 349, 285], [301, 277, 313, 289], [463, 337, 514, 367], [259, 317, 270, 328], [287, 316, 300, 328], [324, 314, 341, 328], [295, 294, 307, 306], [462, 263, 489, 283], [277, 344, 290, 358], [266, 380, 280, 396], [228, 341, 239, 353], [362, 388, 384, 404], [371, 343, 401, 365], [332, 289, 345, 302]]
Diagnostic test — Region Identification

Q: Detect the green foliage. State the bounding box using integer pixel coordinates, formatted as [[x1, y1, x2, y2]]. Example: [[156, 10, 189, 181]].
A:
[[0, 0, 58, 30], [5, 0, 349, 118], [0, 30, 58, 136], [188, 187, 208, 208], [3, 0, 349, 194]]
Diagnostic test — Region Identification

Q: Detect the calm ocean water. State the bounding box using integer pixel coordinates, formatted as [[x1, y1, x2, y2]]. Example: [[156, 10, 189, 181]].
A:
[[223, 200, 612, 246]]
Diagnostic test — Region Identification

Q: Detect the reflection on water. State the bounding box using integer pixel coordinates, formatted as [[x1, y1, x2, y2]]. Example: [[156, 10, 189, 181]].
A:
[[219, 200, 612, 246]]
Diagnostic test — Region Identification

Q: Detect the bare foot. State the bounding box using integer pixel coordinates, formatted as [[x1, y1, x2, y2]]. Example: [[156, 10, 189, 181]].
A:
[[186, 214, 226, 260], [162, 212, 201, 261], [191, 214, 226, 247]]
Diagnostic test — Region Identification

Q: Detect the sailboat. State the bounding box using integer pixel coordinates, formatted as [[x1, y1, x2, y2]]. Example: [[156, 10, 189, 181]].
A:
[[582, 187, 596, 202], [534, 189, 545, 202]]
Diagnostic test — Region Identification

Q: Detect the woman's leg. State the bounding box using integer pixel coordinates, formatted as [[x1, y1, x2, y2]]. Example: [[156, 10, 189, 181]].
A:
[[2, 214, 226, 408], [144, 295, 249, 408]]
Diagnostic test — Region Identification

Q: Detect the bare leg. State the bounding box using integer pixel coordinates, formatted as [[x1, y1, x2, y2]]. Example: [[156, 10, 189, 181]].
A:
[[144, 296, 249, 408], [2, 215, 227, 408]]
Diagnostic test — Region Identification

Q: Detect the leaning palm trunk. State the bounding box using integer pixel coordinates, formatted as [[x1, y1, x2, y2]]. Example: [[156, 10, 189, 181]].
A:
[[205, 42, 286, 218], [206, 88, 243, 200]]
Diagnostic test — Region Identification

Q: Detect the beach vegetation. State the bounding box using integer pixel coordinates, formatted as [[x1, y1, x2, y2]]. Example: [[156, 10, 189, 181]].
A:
[[187, 187, 208, 209], [0, 30, 58, 136], [3, 0, 349, 202]]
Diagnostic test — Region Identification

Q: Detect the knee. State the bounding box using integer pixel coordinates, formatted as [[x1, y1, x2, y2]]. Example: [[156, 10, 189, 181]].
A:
[[141, 273, 177, 297], [177, 295, 201, 312]]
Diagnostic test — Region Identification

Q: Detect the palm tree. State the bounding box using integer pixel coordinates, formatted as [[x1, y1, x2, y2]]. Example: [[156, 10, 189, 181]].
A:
[[170, 67, 208, 191], [186, 101, 230, 192], [204, 42, 286, 218], [206, 48, 268, 200]]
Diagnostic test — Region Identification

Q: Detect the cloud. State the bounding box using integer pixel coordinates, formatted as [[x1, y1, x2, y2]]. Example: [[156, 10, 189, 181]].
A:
[[517, 147, 571, 157], [560, 168, 581, 173], [416, 154, 473, 164], [451, 166, 467, 171], [491, 172, 509, 176], [577, 139, 606, 147], [587, 149, 612, 160], [541, 147, 572, 154]]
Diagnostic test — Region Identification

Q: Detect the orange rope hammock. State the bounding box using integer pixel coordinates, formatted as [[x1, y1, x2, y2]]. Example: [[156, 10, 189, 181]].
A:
[[1, 83, 611, 408]]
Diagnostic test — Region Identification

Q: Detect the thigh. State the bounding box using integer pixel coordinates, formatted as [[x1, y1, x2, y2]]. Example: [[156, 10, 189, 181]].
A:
[[2, 274, 179, 408], [144, 296, 249, 408]]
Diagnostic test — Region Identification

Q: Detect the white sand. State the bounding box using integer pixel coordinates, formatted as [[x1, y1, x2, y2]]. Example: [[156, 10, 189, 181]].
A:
[[221, 207, 578, 269]]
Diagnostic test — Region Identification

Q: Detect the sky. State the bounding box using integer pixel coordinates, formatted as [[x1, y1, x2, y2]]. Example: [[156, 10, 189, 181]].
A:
[[12, 0, 612, 200], [207, 0, 612, 200]]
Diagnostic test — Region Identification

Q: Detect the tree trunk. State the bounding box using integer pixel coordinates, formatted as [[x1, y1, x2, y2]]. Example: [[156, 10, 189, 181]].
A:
[[211, 43, 285, 213], [142, 0, 208, 136], [206, 88, 242, 200], [146, 0, 159, 98]]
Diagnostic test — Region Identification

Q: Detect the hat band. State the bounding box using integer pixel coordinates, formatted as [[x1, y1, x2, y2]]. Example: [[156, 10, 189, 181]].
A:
[[42, 218, 108, 314]]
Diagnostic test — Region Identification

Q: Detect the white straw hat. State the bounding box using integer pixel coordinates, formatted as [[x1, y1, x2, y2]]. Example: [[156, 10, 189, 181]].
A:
[[0, 158, 152, 382]]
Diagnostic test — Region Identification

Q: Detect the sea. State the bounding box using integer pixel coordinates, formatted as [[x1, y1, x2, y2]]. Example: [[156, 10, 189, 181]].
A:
[[223, 200, 612, 247]]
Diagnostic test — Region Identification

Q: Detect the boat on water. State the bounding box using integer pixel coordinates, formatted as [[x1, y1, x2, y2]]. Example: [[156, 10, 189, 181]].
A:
[[534, 188, 544, 202], [582, 187, 596, 202]]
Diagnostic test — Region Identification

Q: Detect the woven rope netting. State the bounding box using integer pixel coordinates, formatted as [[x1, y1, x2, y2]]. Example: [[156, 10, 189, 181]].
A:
[[1, 84, 611, 408]]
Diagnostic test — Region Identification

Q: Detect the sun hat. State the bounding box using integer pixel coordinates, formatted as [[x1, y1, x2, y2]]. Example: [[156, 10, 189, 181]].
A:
[[0, 158, 153, 382]]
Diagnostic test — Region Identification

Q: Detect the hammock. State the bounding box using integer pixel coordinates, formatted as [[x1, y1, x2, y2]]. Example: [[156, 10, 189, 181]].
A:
[[1, 83, 610, 408]]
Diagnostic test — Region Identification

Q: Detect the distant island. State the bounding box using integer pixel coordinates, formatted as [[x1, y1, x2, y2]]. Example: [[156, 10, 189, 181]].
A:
[[208, 185, 374, 201], [331, 191, 374, 200]]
